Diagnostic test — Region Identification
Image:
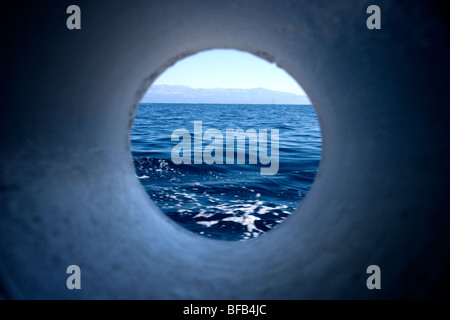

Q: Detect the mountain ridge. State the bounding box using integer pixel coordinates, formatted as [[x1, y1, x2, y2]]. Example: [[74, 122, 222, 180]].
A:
[[141, 84, 311, 105]]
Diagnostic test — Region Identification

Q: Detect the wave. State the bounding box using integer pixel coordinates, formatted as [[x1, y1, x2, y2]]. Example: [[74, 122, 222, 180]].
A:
[[131, 103, 321, 241], [133, 155, 315, 241]]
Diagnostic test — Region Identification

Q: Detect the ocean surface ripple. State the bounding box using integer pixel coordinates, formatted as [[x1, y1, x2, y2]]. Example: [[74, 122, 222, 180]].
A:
[[131, 103, 322, 241]]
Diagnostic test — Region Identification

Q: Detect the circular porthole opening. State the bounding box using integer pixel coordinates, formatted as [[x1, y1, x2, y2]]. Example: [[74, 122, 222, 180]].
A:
[[131, 49, 322, 241]]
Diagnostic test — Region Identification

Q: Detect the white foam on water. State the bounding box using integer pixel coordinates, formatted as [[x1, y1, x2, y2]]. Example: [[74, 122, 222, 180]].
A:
[[148, 187, 294, 240], [193, 209, 216, 219], [222, 213, 261, 234], [196, 220, 220, 227]]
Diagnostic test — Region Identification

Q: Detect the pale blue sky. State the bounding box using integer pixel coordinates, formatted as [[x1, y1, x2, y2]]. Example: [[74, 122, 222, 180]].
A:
[[152, 49, 307, 96]]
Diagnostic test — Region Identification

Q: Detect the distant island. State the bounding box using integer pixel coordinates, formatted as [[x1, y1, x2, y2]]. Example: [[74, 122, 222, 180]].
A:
[[141, 84, 311, 105]]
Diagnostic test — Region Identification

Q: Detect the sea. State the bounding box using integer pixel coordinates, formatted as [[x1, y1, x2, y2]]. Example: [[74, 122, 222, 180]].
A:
[[131, 103, 322, 241]]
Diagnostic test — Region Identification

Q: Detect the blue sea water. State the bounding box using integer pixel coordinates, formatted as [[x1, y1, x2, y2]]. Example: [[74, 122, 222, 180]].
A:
[[131, 103, 322, 241]]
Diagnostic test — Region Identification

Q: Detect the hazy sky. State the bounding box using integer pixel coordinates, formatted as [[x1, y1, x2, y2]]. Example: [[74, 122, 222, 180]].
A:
[[152, 49, 307, 96]]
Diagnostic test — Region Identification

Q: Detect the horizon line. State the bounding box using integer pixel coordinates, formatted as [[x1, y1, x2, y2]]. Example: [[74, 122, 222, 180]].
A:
[[139, 102, 312, 105], [148, 84, 308, 96]]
